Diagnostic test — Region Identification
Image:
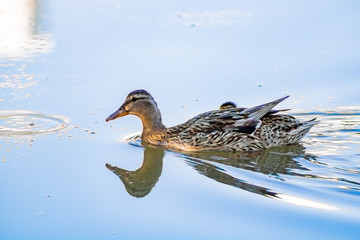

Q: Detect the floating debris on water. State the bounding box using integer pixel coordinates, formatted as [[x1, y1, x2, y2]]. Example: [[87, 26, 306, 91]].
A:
[[37, 211, 45, 216], [85, 129, 96, 134]]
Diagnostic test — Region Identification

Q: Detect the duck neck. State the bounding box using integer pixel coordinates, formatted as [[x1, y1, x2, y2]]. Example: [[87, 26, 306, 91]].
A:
[[139, 107, 166, 138]]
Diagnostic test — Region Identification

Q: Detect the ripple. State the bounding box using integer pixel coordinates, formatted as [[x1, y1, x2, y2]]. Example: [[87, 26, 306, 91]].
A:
[[294, 108, 360, 158], [121, 132, 142, 147], [0, 110, 72, 137]]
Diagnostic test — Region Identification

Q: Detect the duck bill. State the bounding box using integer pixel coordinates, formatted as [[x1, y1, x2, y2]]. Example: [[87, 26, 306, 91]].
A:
[[106, 108, 129, 122]]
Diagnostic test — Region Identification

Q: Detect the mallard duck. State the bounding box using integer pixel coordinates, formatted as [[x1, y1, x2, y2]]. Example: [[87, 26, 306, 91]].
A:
[[106, 89, 316, 152]]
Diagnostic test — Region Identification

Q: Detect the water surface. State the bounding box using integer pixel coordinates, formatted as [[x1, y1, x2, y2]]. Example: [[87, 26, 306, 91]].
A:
[[1, 0, 360, 239]]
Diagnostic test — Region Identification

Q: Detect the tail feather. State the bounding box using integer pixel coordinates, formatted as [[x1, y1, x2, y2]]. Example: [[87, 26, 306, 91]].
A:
[[288, 118, 317, 142]]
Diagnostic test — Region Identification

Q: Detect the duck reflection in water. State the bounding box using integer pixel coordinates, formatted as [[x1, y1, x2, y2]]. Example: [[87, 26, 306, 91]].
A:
[[106, 142, 313, 198], [182, 144, 310, 178], [106, 145, 164, 198]]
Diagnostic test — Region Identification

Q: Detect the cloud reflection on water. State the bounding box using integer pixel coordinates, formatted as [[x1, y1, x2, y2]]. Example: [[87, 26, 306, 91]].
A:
[[0, 0, 53, 59]]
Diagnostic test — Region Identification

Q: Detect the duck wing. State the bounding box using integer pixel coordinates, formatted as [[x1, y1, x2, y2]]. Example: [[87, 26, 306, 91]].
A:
[[184, 96, 289, 135], [239, 95, 289, 120], [236, 108, 290, 115]]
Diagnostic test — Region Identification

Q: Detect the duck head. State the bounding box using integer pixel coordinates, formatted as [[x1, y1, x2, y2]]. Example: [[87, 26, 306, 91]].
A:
[[219, 101, 237, 110], [106, 89, 165, 133]]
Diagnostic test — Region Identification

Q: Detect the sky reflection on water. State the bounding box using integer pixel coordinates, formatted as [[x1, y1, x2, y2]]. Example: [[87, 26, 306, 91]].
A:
[[1, 0, 360, 239]]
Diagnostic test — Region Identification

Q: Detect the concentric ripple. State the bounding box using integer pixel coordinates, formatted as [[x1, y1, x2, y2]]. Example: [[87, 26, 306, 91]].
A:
[[0, 110, 72, 137]]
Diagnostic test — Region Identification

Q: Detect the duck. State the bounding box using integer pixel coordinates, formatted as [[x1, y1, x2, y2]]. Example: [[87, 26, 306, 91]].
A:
[[106, 89, 316, 152], [219, 101, 237, 109]]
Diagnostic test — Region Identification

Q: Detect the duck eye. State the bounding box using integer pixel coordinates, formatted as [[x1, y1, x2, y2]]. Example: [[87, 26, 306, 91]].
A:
[[131, 97, 138, 102]]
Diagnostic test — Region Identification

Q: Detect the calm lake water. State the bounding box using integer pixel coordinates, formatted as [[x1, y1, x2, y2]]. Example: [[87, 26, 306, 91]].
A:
[[1, 0, 360, 239]]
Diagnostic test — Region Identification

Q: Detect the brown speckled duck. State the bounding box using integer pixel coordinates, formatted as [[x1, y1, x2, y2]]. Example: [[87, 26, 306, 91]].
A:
[[106, 89, 316, 152]]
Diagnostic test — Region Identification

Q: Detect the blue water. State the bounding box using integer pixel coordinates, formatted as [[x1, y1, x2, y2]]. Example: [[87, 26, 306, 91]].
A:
[[1, 0, 360, 239]]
